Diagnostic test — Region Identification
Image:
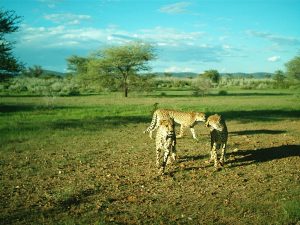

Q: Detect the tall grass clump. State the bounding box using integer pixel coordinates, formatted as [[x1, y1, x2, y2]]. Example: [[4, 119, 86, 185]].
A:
[[280, 200, 300, 224]]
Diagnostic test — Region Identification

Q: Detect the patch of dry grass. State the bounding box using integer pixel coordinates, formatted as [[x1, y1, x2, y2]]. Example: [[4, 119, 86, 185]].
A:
[[1, 93, 300, 224]]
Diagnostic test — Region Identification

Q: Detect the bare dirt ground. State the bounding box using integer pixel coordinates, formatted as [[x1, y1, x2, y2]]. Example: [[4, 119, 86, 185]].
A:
[[1, 116, 299, 224]]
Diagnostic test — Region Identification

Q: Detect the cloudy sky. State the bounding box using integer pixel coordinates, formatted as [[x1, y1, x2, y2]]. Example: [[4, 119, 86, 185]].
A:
[[2, 0, 300, 73]]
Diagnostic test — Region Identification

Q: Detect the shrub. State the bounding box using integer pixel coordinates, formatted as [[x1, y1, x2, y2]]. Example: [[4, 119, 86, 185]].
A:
[[218, 90, 228, 95]]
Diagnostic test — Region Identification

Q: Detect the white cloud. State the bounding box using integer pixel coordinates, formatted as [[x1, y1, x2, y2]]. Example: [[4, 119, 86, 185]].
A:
[[164, 66, 193, 73], [17, 25, 106, 49], [138, 27, 204, 45], [37, 0, 63, 8], [246, 30, 300, 46], [159, 2, 191, 14], [44, 13, 91, 25], [219, 36, 228, 41], [222, 44, 231, 49], [267, 56, 281, 62], [14, 23, 240, 71], [17, 23, 206, 49]]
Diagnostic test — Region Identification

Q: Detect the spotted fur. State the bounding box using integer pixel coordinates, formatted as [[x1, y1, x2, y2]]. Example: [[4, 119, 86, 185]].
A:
[[205, 114, 228, 169], [155, 118, 176, 175], [144, 109, 206, 140]]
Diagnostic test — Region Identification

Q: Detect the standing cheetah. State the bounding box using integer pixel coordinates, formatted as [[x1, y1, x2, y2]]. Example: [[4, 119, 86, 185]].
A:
[[155, 118, 177, 175], [205, 114, 228, 170]]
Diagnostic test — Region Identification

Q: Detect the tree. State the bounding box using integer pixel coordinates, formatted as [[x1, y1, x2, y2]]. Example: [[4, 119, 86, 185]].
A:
[[66, 55, 88, 75], [0, 9, 23, 81], [202, 69, 220, 84], [285, 54, 300, 80], [91, 42, 156, 97], [192, 76, 212, 96], [264, 74, 272, 79], [22, 65, 44, 77], [273, 70, 285, 83], [164, 72, 173, 77]]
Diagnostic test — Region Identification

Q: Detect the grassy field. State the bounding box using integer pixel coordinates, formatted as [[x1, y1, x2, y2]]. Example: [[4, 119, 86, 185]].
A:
[[1, 90, 300, 224]]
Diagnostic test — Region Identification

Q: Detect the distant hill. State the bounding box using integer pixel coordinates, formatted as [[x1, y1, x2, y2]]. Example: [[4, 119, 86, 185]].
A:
[[152, 72, 198, 78], [151, 72, 273, 78], [43, 70, 65, 77], [42, 70, 273, 79], [222, 72, 274, 78]]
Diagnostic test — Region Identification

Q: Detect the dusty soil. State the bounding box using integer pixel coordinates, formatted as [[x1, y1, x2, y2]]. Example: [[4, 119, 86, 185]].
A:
[[1, 117, 299, 224]]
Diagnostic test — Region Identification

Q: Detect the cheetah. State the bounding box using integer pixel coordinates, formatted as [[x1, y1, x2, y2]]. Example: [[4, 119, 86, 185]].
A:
[[205, 114, 228, 170], [155, 118, 177, 175], [144, 109, 206, 140]]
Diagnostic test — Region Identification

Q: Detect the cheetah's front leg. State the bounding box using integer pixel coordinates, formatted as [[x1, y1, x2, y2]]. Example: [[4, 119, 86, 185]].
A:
[[156, 147, 162, 169], [220, 143, 226, 166], [211, 142, 218, 169], [205, 140, 214, 164], [167, 143, 177, 165], [159, 147, 170, 175]]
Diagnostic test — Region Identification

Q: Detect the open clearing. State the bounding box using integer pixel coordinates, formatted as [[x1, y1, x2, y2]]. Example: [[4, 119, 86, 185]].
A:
[[1, 92, 300, 224]]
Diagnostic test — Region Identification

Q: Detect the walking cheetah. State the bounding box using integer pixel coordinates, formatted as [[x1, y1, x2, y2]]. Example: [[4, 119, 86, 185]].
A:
[[144, 109, 206, 140], [205, 114, 228, 170]]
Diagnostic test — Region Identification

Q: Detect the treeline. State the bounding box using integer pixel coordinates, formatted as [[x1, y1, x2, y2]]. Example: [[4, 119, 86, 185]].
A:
[[1, 67, 299, 97], [2, 41, 299, 97]]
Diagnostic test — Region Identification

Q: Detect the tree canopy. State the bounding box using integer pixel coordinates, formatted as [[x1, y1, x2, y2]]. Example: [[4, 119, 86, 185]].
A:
[[66, 55, 88, 75], [201, 70, 220, 84], [285, 54, 300, 80], [0, 9, 23, 81], [67, 42, 156, 97]]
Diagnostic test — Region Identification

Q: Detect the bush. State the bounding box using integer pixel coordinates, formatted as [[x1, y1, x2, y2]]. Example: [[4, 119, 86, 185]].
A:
[[218, 90, 228, 95], [191, 77, 211, 96], [3, 76, 81, 96]]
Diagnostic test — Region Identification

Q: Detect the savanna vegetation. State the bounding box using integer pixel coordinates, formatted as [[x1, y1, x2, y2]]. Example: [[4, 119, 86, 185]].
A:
[[1, 52, 300, 98], [1, 92, 300, 224]]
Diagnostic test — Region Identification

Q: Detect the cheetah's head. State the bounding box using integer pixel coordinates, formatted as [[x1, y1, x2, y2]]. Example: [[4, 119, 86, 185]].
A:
[[159, 119, 175, 137], [205, 114, 224, 131], [195, 112, 206, 122]]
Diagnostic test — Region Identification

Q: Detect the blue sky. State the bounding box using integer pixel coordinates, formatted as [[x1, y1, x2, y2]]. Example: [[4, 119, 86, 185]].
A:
[[2, 0, 300, 73]]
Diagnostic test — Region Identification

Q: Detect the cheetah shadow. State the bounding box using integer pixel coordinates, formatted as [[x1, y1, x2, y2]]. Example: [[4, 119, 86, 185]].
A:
[[166, 144, 300, 174], [230, 129, 286, 136], [227, 144, 300, 168]]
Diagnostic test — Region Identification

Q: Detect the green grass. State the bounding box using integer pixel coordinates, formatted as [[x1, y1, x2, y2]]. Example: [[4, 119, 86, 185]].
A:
[[281, 200, 300, 224], [1, 90, 300, 224]]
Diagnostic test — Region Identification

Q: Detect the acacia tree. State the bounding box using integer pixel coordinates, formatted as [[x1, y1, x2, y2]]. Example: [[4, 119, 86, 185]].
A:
[[285, 54, 300, 80], [202, 69, 220, 84], [273, 70, 286, 88], [92, 42, 156, 97], [66, 55, 88, 75], [273, 70, 285, 83], [0, 9, 23, 81]]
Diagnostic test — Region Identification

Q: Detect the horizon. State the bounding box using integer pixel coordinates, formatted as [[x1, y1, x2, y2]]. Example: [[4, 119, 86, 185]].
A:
[[2, 0, 300, 73]]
